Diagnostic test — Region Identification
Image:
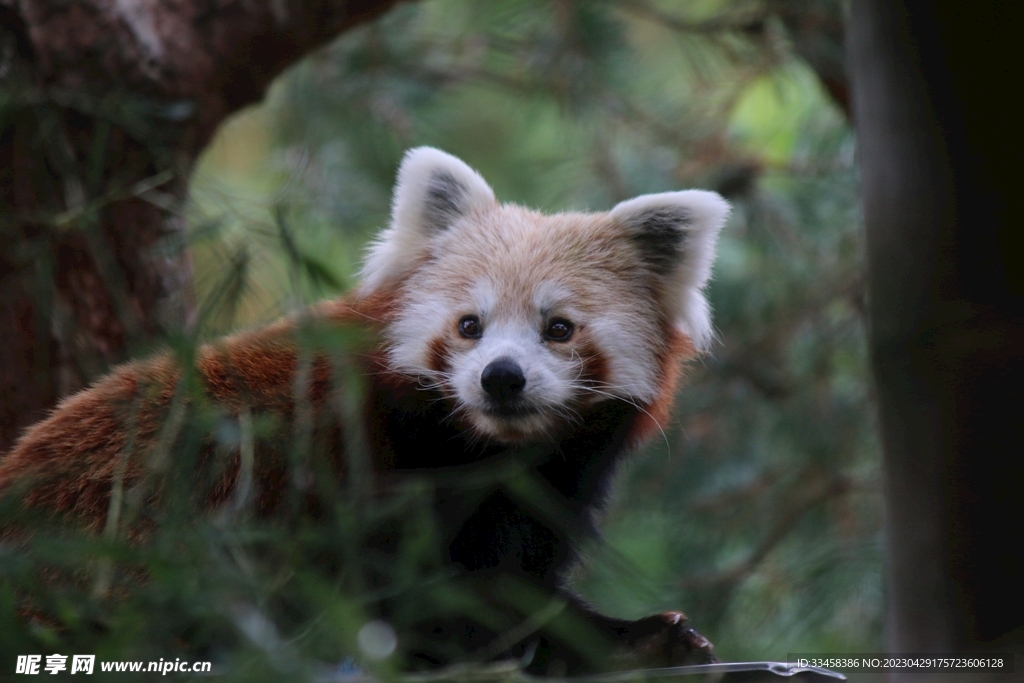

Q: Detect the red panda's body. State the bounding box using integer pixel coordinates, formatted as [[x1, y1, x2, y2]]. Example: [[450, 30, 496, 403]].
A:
[[0, 148, 728, 674]]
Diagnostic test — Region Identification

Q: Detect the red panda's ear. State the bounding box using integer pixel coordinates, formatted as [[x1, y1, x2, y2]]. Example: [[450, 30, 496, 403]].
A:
[[360, 147, 496, 294], [610, 190, 730, 352]]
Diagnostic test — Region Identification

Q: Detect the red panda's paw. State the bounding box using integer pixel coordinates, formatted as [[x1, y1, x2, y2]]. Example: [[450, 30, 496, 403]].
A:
[[626, 611, 718, 667]]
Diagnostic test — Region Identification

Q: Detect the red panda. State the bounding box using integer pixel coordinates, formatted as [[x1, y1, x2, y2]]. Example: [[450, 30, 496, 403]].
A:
[[0, 147, 729, 674]]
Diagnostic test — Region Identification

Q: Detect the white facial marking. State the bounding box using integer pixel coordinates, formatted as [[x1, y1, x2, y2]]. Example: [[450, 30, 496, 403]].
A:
[[469, 280, 498, 320], [532, 281, 573, 316], [368, 148, 728, 443]]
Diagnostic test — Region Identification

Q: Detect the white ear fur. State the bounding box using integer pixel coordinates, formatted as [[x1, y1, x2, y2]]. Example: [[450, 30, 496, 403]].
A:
[[610, 190, 730, 352], [360, 147, 496, 294]]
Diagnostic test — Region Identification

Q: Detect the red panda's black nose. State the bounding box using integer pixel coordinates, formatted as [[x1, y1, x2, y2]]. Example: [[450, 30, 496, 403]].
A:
[[481, 358, 526, 401]]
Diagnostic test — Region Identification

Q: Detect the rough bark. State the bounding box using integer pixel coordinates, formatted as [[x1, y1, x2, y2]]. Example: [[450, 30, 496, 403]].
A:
[[848, 1, 1023, 679], [0, 0, 400, 451]]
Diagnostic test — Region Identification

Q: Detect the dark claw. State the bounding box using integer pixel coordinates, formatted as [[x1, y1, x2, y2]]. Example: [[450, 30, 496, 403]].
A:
[[628, 611, 718, 666]]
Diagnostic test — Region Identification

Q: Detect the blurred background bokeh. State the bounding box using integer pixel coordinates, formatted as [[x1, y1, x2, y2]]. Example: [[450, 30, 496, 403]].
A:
[[185, 0, 880, 662]]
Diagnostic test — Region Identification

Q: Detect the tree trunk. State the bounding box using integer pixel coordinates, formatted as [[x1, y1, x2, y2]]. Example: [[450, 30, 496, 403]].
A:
[[848, 1, 1023, 679], [0, 0, 399, 451]]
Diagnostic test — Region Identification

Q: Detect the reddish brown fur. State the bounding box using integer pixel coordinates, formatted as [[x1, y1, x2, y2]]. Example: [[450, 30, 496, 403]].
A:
[[425, 335, 452, 374], [0, 291, 398, 534], [0, 284, 695, 531], [627, 328, 697, 448], [576, 339, 609, 389]]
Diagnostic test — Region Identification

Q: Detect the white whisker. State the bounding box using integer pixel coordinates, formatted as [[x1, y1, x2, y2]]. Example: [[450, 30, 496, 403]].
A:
[[565, 382, 670, 453]]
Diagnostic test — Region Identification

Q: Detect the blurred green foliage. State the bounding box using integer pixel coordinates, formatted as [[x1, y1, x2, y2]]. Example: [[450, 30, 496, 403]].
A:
[[190, 0, 879, 660], [2, 0, 880, 677]]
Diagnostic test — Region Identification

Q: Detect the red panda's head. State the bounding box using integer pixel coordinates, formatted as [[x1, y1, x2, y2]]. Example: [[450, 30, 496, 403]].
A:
[[359, 148, 729, 443]]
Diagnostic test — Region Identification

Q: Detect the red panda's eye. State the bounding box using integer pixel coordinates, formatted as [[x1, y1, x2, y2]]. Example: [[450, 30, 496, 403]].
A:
[[458, 315, 482, 339], [544, 319, 574, 342]]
